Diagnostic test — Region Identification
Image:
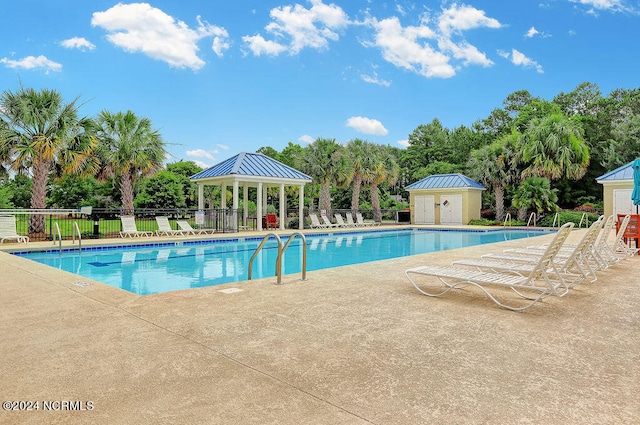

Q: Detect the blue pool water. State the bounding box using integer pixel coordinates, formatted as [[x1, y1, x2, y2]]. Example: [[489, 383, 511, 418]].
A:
[[17, 228, 548, 295]]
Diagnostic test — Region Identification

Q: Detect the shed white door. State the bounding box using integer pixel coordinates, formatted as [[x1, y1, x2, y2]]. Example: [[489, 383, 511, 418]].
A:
[[440, 194, 463, 225], [614, 189, 635, 218], [414, 195, 435, 224]]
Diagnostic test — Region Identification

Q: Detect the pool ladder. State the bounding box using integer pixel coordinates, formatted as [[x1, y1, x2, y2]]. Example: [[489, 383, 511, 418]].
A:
[[248, 232, 307, 284], [52, 221, 82, 253]]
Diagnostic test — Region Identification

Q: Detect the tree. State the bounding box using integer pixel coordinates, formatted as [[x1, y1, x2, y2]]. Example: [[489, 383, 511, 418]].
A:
[[134, 170, 187, 209], [511, 177, 558, 219], [467, 132, 519, 221], [0, 87, 98, 233], [48, 175, 100, 209], [96, 110, 166, 214], [346, 138, 368, 217], [300, 138, 351, 215], [364, 144, 399, 223], [402, 119, 449, 178], [166, 161, 203, 208], [519, 113, 590, 181]]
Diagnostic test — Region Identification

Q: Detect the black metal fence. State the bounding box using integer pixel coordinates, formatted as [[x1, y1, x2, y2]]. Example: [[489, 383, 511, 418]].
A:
[[3, 207, 404, 242]]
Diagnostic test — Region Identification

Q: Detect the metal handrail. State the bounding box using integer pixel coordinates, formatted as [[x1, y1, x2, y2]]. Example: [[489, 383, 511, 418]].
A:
[[72, 221, 82, 252], [281, 232, 307, 281], [248, 233, 283, 284], [551, 212, 560, 229], [526, 212, 537, 227], [52, 222, 62, 252], [503, 213, 512, 227], [578, 212, 589, 229]]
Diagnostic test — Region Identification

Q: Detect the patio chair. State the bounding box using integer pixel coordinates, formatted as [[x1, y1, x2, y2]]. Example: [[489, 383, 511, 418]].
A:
[[404, 222, 574, 312], [321, 214, 339, 228], [334, 213, 351, 227], [345, 214, 358, 227], [119, 216, 153, 238], [615, 214, 639, 257], [176, 220, 216, 236], [480, 219, 603, 284], [356, 212, 375, 227], [0, 215, 29, 244], [265, 213, 279, 230], [309, 213, 326, 229], [155, 216, 187, 237], [452, 223, 596, 288]]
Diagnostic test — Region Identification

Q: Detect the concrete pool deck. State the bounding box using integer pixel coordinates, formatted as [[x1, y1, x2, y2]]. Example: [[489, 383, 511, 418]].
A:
[[1, 226, 638, 424]]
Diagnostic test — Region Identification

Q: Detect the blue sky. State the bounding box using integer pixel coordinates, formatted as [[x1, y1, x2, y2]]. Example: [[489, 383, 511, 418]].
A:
[[1, 0, 639, 169]]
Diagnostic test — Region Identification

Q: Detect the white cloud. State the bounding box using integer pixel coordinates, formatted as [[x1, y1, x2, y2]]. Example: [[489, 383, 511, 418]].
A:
[[346, 116, 388, 135], [569, 0, 626, 11], [91, 3, 229, 70], [192, 160, 211, 169], [243, 0, 349, 56], [500, 48, 544, 73], [0, 55, 62, 73], [397, 139, 409, 148], [186, 149, 217, 160], [369, 16, 455, 78], [365, 4, 501, 79], [242, 35, 288, 56], [437, 3, 502, 36], [360, 72, 391, 87], [438, 38, 493, 67], [299, 134, 314, 144], [525, 27, 539, 38], [60, 37, 96, 51], [216, 144, 229, 150]]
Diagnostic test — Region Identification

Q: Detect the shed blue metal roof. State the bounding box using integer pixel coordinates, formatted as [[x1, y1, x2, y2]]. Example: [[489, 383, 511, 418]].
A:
[[405, 173, 485, 190], [190, 152, 312, 181], [596, 160, 636, 182]]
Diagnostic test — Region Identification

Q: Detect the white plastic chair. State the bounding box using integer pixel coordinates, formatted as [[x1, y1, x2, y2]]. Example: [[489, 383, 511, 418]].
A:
[[176, 220, 215, 235], [119, 216, 153, 238], [0, 215, 29, 244], [155, 216, 187, 237]]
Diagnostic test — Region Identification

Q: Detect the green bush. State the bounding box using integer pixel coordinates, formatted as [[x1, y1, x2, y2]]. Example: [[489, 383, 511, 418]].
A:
[[468, 218, 499, 226], [537, 211, 600, 228]]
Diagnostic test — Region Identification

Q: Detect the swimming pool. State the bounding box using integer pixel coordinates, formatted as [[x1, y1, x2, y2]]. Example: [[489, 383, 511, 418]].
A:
[[17, 228, 549, 295]]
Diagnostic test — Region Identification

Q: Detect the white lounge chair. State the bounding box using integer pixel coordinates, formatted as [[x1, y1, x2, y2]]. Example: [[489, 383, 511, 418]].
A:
[[452, 223, 596, 288], [176, 220, 215, 235], [356, 212, 375, 227], [119, 216, 153, 238], [404, 222, 574, 312], [0, 215, 29, 244], [345, 214, 358, 227], [309, 213, 326, 229], [334, 213, 351, 227], [155, 216, 187, 237], [493, 218, 604, 279], [321, 214, 339, 228]]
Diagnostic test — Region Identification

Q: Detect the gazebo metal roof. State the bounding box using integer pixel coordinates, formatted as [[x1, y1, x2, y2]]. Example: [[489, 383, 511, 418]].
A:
[[405, 173, 485, 190], [190, 152, 312, 182]]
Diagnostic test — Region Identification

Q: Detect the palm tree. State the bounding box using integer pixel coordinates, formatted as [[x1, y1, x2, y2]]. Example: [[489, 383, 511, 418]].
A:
[[95, 110, 166, 214], [345, 138, 367, 218], [0, 87, 98, 233], [364, 144, 399, 223], [300, 138, 351, 216], [520, 113, 590, 181], [467, 132, 519, 222], [511, 177, 558, 219]]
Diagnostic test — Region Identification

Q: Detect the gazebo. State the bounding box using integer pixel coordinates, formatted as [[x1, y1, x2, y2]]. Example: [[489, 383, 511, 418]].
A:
[[190, 152, 313, 231]]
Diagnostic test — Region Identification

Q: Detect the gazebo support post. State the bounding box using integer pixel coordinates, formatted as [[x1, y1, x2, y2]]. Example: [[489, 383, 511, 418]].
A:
[[299, 184, 304, 230], [257, 182, 263, 231], [279, 183, 286, 230]]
